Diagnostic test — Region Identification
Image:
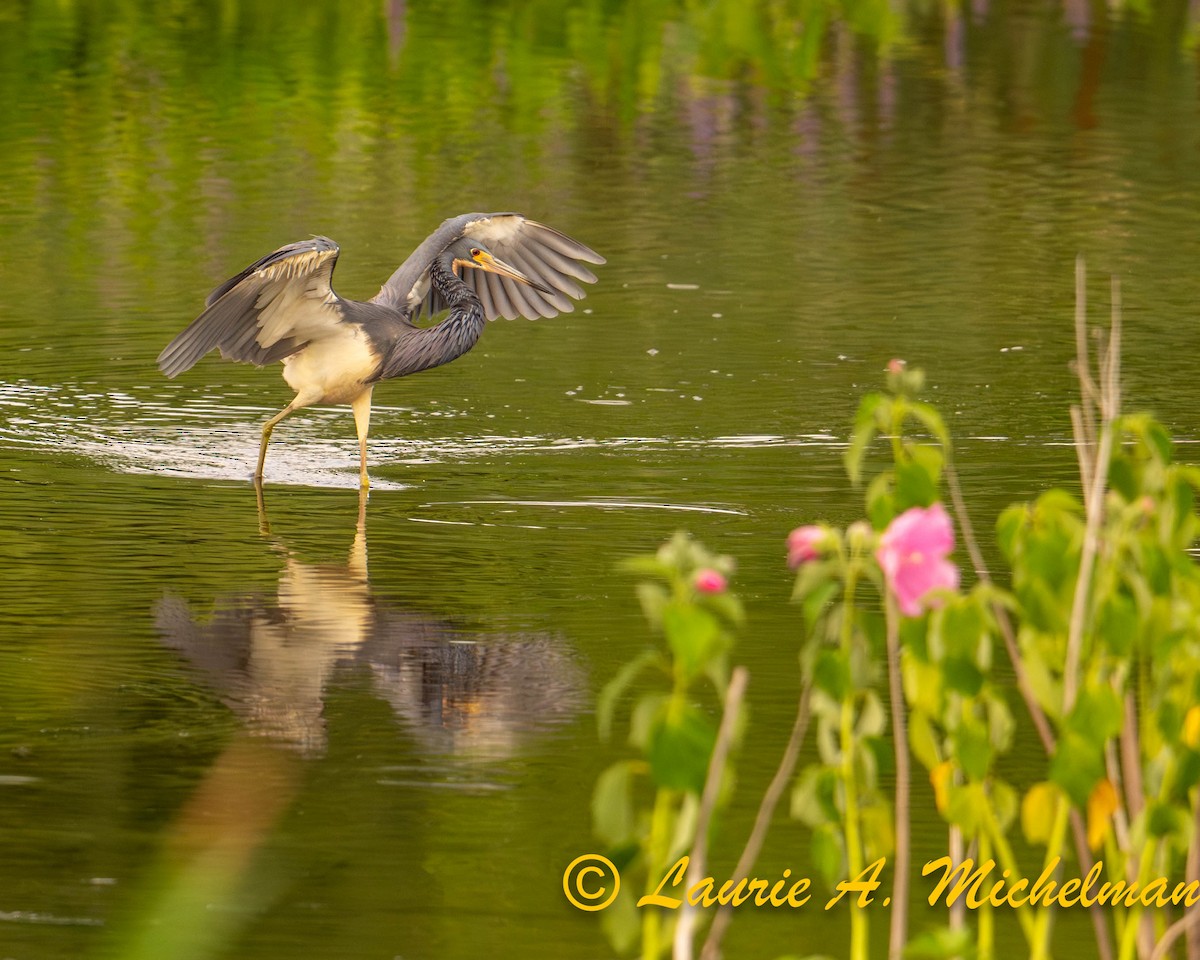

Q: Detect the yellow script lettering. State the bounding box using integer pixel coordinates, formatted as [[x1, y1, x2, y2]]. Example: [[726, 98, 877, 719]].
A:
[[638, 855, 688, 909], [825, 857, 886, 909]]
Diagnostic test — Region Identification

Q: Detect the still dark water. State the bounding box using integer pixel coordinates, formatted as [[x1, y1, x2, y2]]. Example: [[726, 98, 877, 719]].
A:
[[2, 1, 1199, 958]]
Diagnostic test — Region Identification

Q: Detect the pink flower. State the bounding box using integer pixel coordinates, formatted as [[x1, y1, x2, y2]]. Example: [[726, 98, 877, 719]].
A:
[[887, 358, 906, 374], [875, 503, 959, 616], [694, 569, 728, 594], [788, 525, 826, 568]]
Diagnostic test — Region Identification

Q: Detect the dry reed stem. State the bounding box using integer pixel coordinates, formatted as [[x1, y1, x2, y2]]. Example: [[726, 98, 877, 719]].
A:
[[699, 683, 812, 960], [674, 666, 749, 960]]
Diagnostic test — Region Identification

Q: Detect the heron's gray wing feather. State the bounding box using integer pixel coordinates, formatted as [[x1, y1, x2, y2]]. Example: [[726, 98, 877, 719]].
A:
[[486, 270, 517, 320], [369, 213, 604, 322], [158, 238, 343, 378], [369, 214, 489, 316]]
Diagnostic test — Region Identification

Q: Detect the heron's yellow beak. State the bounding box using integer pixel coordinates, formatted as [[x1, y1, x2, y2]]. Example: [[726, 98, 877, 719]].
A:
[[467, 250, 553, 294]]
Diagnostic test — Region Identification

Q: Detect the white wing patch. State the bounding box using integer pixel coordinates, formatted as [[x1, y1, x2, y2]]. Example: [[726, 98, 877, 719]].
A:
[[464, 214, 524, 245], [157, 237, 347, 379], [254, 247, 341, 349]]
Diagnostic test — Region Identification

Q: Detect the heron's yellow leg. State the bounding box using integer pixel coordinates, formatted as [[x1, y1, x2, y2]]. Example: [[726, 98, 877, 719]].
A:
[[351, 387, 374, 490], [256, 401, 301, 481]]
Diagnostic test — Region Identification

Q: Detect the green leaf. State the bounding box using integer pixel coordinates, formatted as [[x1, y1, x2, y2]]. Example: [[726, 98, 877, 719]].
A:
[[1066, 682, 1124, 747], [1096, 592, 1137, 657], [791, 765, 839, 827], [629, 692, 669, 749], [942, 656, 984, 697], [860, 796, 895, 859], [620, 555, 674, 579], [944, 783, 983, 835], [1144, 418, 1174, 464], [907, 400, 951, 447], [895, 456, 940, 511], [863, 734, 894, 782], [1146, 801, 1190, 840], [1037, 487, 1084, 518], [901, 925, 974, 959], [647, 704, 717, 793], [908, 711, 942, 770], [802, 580, 840, 629], [813, 649, 850, 701], [1021, 782, 1059, 845], [597, 649, 663, 740], [939, 599, 988, 662], [592, 761, 638, 845], [986, 696, 1015, 753], [1049, 731, 1105, 808], [952, 719, 992, 781], [1108, 455, 1138, 501], [1159, 700, 1184, 747], [857, 691, 887, 738], [811, 823, 845, 888], [996, 504, 1028, 561], [846, 393, 886, 485], [662, 603, 726, 679], [1018, 638, 1062, 720], [702, 590, 745, 627], [1171, 474, 1197, 538], [1176, 750, 1200, 792], [600, 883, 640, 954], [991, 779, 1018, 832], [793, 557, 839, 602], [866, 472, 896, 530], [902, 657, 943, 716], [635, 581, 669, 629]]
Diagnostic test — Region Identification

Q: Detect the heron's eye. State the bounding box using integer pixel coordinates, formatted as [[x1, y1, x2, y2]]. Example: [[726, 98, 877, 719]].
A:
[[470, 248, 483, 258]]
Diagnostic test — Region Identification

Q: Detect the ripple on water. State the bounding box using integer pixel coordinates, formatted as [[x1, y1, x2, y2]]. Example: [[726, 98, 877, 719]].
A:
[[2, 378, 853, 496]]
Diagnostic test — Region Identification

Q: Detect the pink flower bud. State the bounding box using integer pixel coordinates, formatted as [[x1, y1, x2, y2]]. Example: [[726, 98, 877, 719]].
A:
[[788, 525, 826, 568], [887, 358, 906, 374], [694, 569, 728, 594]]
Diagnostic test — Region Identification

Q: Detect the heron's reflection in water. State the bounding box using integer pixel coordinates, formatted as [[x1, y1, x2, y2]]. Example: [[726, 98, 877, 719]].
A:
[[155, 491, 586, 757]]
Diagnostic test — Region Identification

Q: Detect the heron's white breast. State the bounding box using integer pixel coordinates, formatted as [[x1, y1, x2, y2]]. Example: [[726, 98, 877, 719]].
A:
[[281, 326, 378, 406]]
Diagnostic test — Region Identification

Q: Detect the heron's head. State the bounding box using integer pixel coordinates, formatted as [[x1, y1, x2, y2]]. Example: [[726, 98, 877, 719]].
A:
[[446, 239, 551, 293]]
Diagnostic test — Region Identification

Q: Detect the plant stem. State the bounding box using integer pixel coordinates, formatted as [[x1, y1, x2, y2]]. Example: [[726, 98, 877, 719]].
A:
[[978, 830, 994, 960], [644, 787, 675, 960], [675, 667, 748, 960], [884, 593, 909, 960], [1065, 272, 1120, 712], [646, 656, 691, 960], [700, 683, 812, 960], [1117, 842, 1162, 960], [946, 464, 1113, 960], [1029, 794, 1072, 960], [979, 801, 1039, 945], [839, 564, 869, 960], [1187, 790, 1200, 960]]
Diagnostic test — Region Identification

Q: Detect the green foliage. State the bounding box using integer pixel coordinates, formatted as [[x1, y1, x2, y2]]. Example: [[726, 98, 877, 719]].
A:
[[796, 357, 1200, 960], [594, 354, 1200, 960], [901, 926, 976, 959], [595, 532, 744, 959]]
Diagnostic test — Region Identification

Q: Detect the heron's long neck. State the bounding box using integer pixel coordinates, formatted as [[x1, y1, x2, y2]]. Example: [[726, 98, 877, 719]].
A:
[[412, 257, 487, 370]]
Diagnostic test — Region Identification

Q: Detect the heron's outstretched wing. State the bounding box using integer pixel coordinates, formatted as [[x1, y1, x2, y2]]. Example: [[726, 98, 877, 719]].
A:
[[369, 213, 605, 322], [158, 237, 344, 378]]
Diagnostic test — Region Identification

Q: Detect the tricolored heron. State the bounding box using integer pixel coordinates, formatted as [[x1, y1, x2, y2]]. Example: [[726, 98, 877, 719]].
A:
[[157, 213, 604, 488]]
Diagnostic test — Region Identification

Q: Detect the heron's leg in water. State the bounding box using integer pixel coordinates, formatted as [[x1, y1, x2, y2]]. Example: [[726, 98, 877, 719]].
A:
[[256, 400, 302, 481], [351, 387, 374, 489]]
